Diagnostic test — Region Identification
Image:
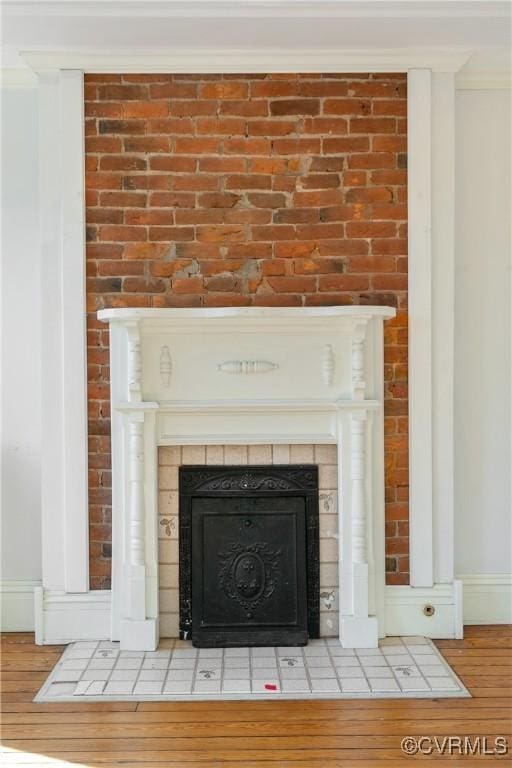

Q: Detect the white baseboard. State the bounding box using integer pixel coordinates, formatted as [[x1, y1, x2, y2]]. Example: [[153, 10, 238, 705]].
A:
[[458, 573, 512, 625], [385, 581, 463, 639], [27, 576, 511, 646], [34, 587, 111, 645], [0, 580, 41, 631]]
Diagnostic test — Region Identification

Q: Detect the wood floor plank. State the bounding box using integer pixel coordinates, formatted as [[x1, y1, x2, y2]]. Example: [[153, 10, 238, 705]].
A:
[[0, 629, 510, 767], [2, 751, 508, 765], [4, 719, 512, 740], [3, 707, 510, 725], [5, 756, 508, 768], [5, 756, 506, 768], [436, 637, 512, 648]]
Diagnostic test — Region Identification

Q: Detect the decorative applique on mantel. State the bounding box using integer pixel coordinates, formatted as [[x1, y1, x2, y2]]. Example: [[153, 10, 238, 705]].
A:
[[160, 345, 172, 387], [322, 344, 335, 386], [217, 360, 278, 374]]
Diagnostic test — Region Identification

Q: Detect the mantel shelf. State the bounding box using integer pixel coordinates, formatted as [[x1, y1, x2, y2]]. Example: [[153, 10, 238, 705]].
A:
[[99, 306, 396, 322], [115, 399, 383, 413]]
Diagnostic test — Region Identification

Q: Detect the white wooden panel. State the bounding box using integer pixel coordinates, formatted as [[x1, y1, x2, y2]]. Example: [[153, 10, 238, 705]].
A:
[[143, 330, 352, 403], [431, 72, 456, 584], [39, 72, 66, 592], [408, 69, 434, 588], [38, 70, 89, 598], [157, 410, 338, 445], [61, 70, 89, 593]]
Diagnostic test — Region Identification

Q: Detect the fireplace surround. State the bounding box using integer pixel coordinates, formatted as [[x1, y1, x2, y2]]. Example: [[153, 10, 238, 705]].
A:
[[98, 305, 395, 650], [32, 62, 465, 647]]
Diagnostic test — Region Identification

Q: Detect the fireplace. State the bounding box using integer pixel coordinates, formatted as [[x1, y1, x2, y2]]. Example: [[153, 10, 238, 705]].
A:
[[98, 305, 395, 650], [179, 464, 320, 647]]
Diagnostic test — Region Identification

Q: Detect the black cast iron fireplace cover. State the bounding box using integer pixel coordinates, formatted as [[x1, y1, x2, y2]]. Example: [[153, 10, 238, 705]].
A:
[[178, 464, 320, 647]]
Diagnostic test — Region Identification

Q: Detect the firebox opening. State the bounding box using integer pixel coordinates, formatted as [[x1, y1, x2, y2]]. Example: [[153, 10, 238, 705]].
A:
[[179, 464, 320, 647]]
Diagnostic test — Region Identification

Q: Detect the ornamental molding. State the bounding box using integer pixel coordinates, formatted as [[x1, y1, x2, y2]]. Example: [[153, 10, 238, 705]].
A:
[[180, 467, 318, 492], [218, 541, 282, 615], [322, 344, 335, 387], [160, 345, 172, 388], [217, 360, 278, 375]]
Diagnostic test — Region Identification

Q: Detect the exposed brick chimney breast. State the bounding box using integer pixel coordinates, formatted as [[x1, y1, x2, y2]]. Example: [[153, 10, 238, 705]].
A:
[[84, 73, 409, 589]]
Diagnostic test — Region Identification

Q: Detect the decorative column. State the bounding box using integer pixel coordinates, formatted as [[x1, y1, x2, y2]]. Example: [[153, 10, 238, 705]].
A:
[[117, 321, 160, 651], [339, 319, 378, 648], [118, 404, 159, 651]]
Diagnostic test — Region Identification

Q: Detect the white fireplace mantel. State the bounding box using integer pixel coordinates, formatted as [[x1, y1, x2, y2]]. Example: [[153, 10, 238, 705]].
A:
[[98, 306, 395, 650]]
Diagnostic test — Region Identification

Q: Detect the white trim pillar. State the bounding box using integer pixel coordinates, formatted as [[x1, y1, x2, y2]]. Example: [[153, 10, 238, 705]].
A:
[[407, 68, 434, 588], [431, 72, 456, 586], [39, 70, 89, 599], [407, 67, 462, 635]]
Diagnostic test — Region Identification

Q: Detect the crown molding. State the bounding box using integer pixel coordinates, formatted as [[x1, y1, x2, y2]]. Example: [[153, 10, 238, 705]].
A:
[[21, 47, 472, 74], [6, 1, 511, 20]]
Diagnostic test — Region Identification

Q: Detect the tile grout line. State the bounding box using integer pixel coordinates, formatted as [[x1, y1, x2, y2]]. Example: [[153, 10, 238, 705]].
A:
[[301, 643, 314, 694], [354, 646, 373, 694], [325, 639, 341, 693], [274, 646, 283, 693], [76, 641, 100, 695], [192, 644, 199, 694]]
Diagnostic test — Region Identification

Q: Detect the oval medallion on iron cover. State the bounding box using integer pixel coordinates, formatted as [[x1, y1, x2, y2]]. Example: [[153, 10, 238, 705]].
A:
[[233, 553, 265, 601]]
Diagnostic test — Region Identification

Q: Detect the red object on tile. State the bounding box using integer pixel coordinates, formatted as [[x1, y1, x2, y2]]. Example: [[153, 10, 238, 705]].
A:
[[265, 683, 277, 691]]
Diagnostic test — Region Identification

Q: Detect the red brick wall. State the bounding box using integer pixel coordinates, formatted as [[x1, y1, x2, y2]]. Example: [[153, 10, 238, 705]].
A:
[[85, 73, 409, 589]]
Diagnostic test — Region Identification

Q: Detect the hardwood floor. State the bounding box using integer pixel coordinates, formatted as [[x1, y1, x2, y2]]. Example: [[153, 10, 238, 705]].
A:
[[1, 626, 511, 767]]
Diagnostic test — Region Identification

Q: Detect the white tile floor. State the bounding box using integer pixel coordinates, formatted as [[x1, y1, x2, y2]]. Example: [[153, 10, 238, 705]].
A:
[[35, 637, 469, 702]]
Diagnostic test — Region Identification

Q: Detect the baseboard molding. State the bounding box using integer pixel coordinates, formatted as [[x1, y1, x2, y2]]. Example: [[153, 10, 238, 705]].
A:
[[28, 576, 510, 645], [385, 581, 463, 639], [458, 573, 512, 625], [34, 587, 111, 645], [0, 580, 41, 631]]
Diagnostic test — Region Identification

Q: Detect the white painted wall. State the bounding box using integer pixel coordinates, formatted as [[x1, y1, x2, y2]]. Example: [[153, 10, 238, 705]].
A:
[[454, 88, 511, 577], [1, 87, 41, 585]]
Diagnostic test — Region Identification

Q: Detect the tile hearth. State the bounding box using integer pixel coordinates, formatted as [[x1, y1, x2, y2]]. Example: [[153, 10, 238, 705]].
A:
[[36, 637, 469, 702]]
